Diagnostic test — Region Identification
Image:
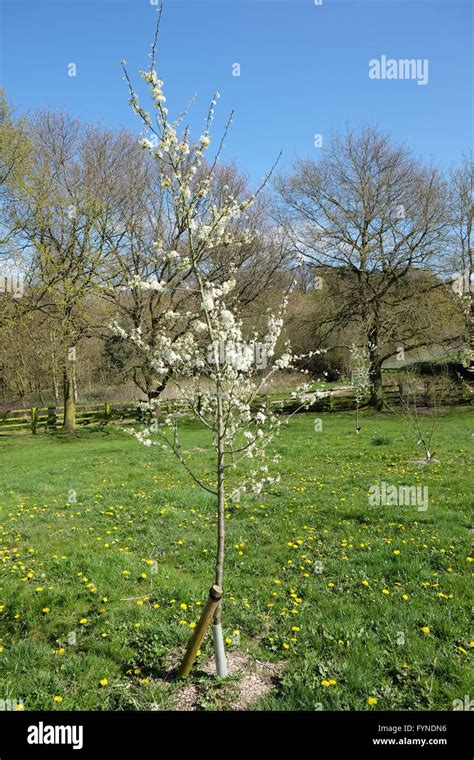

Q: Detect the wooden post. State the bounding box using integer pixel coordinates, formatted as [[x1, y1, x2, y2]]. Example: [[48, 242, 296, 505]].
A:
[[104, 402, 111, 422], [30, 407, 38, 434], [177, 585, 222, 678]]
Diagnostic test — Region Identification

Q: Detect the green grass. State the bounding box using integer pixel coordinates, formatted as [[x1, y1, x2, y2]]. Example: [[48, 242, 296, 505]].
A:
[[0, 408, 472, 711]]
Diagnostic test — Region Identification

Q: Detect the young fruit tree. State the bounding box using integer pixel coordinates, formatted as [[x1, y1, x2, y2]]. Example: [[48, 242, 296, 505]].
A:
[[384, 365, 451, 463], [112, 11, 304, 677]]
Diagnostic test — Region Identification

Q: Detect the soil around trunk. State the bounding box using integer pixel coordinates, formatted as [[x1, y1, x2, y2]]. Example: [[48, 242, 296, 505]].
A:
[[172, 651, 284, 711]]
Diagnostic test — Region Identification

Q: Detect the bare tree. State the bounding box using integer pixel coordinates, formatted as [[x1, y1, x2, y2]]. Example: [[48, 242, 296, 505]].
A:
[[277, 126, 451, 407], [6, 112, 122, 432]]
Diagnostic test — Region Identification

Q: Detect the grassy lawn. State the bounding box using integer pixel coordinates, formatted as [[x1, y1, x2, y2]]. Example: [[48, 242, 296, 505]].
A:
[[0, 408, 472, 711]]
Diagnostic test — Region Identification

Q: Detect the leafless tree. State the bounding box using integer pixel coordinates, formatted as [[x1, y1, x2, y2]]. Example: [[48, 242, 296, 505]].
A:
[[277, 126, 452, 407], [5, 112, 122, 432]]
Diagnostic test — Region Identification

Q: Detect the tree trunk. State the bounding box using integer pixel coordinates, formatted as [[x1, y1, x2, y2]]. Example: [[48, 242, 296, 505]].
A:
[[367, 324, 383, 409], [213, 390, 228, 677], [62, 356, 76, 433], [368, 362, 383, 409], [50, 330, 60, 403], [52, 369, 59, 404]]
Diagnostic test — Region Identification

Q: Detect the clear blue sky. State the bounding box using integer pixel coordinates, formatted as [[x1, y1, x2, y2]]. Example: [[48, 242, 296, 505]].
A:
[[0, 0, 472, 183]]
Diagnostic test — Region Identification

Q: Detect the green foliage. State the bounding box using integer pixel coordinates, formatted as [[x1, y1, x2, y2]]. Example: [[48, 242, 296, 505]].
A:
[[371, 435, 392, 446]]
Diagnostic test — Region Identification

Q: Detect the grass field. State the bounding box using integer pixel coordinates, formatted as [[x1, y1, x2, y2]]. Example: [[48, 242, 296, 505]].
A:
[[0, 408, 472, 711]]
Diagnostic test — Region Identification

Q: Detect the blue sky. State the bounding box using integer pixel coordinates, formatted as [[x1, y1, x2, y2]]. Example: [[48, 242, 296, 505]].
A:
[[0, 0, 472, 183]]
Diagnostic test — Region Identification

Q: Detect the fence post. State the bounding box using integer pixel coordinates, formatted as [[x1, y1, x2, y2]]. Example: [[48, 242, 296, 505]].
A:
[[104, 402, 111, 422], [30, 406, 38, 434]]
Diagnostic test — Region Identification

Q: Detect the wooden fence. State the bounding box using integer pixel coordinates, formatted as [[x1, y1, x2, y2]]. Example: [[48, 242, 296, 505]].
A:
[[0, 402, 132, 435], [0, 382, 472, 436]]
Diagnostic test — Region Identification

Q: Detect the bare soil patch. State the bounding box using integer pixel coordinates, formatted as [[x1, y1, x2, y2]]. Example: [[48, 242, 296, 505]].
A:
[[172, 651, 283, 711]]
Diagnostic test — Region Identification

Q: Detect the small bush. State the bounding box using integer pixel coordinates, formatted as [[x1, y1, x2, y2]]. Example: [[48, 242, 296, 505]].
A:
[[371, 435, 391, 446]]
